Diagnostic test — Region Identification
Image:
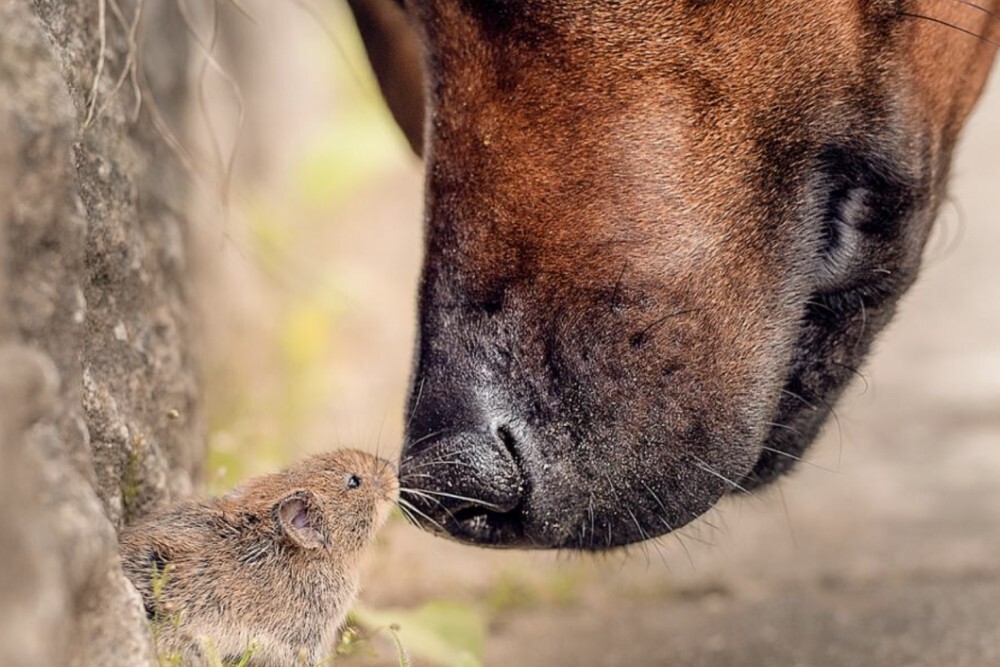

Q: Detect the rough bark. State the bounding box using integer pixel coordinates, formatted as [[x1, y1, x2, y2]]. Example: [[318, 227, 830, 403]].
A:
[[0, 1, 199, 665]]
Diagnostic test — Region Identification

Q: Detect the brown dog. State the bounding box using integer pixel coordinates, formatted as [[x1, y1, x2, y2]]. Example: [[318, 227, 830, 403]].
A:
[[349, 0, 998, 549]]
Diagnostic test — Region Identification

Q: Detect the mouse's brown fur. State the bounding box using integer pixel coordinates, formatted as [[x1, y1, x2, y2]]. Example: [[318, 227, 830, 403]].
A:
[[118, 450, 398, 666]]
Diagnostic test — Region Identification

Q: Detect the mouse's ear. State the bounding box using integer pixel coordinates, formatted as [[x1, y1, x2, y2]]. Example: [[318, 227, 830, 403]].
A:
[[275, 490, 327, 549]]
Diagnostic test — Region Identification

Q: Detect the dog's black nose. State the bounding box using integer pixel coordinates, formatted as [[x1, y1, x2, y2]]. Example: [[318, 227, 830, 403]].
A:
[[398, 427, 529, 545]]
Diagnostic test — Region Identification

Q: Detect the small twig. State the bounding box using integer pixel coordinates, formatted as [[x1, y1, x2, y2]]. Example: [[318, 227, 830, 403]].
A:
[[93, 0, 143, 124], [84, 0, 109, 127], [127, 0, 145, 122], [175, 0, 246, 210], [139, 64, 202, 179]]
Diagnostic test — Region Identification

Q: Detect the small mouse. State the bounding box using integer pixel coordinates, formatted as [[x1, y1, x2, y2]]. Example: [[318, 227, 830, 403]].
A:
[[118, 449, 398, 666]]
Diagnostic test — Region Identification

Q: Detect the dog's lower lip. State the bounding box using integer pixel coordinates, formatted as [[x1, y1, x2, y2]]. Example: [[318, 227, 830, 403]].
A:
[[444, 506, 526, 546]]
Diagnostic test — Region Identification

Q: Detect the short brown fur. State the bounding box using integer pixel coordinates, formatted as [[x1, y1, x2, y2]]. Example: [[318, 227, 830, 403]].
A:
[[119, 450, 398, 665]]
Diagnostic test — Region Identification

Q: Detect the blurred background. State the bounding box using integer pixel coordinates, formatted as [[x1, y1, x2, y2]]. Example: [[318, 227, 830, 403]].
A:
[[186, 3, 1000, 665]]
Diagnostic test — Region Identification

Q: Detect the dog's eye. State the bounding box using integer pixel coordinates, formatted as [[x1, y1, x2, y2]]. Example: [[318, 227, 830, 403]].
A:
[[346, 474, 362, 490]]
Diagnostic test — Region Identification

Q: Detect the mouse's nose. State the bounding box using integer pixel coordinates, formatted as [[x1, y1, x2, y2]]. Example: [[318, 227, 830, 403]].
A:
[[373, 458, 400, 501], [398, 427, 528, 545]]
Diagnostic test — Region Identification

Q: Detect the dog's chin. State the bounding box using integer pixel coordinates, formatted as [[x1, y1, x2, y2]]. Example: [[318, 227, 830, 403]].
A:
[[400, 437, 741, 551], [741, 393, 835, 490]]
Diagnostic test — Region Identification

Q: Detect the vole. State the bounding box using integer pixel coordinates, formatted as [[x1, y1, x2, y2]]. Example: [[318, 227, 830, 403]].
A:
[[119, 450, 398, 666]]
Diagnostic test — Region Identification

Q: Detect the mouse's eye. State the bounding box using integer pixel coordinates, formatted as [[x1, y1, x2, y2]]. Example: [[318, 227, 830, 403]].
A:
[[346, 474, 362, 490]]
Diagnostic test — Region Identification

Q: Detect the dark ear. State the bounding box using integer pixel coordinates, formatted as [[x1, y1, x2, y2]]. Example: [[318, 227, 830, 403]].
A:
[[346, 0, 425, 155], [275, 490, 327, 549]]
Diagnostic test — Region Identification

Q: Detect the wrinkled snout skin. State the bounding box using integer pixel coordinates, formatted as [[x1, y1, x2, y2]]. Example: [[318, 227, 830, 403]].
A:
[[380, 0, 1000, 549]]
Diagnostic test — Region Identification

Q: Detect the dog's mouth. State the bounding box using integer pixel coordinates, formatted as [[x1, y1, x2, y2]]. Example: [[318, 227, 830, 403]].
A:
[[397, 241, 914, 550], [445, 504, 527, 545], [399, 488, 530, 546]]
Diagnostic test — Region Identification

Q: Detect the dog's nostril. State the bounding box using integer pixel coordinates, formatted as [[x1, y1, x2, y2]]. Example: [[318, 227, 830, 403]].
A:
[[398, 429, 527, 542], [494, 424, 519, 458]]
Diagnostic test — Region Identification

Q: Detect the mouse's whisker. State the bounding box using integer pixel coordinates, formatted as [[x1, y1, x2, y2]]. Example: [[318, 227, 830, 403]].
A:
[[405, 444, 480, 462], [397, 488, 462, 524], [396, 502, 418, 526], [374, 456, 398, 478], [398, 429, 453, 463], [403, 487, 506, 513], [397, 487, 440, 503], [402, 442, 483, 467], [398, 472, 434, 482], [405, 459, 481, 473], [403, 449, 483, 472], [398, 498, 447, 533], [397, 497, 447, 533], [396, 504, 425, 531]]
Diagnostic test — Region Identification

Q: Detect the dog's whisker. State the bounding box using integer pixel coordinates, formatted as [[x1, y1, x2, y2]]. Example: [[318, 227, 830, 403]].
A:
[[402, 487, 506, 512], [900, 10, 1000, 48], [759, 445, 839, 474], [690, 455, 756, 499]]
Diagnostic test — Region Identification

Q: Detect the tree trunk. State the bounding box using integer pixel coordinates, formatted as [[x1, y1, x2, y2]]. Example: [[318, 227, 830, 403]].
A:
[[0, 1, 200, 665]]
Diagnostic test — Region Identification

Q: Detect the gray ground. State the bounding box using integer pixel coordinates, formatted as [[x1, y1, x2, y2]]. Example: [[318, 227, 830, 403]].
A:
[[360, 79, 1000, 667]]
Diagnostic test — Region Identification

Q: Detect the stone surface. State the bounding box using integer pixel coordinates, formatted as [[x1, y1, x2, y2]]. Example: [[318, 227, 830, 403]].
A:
[[0, 1, 198, 665]]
